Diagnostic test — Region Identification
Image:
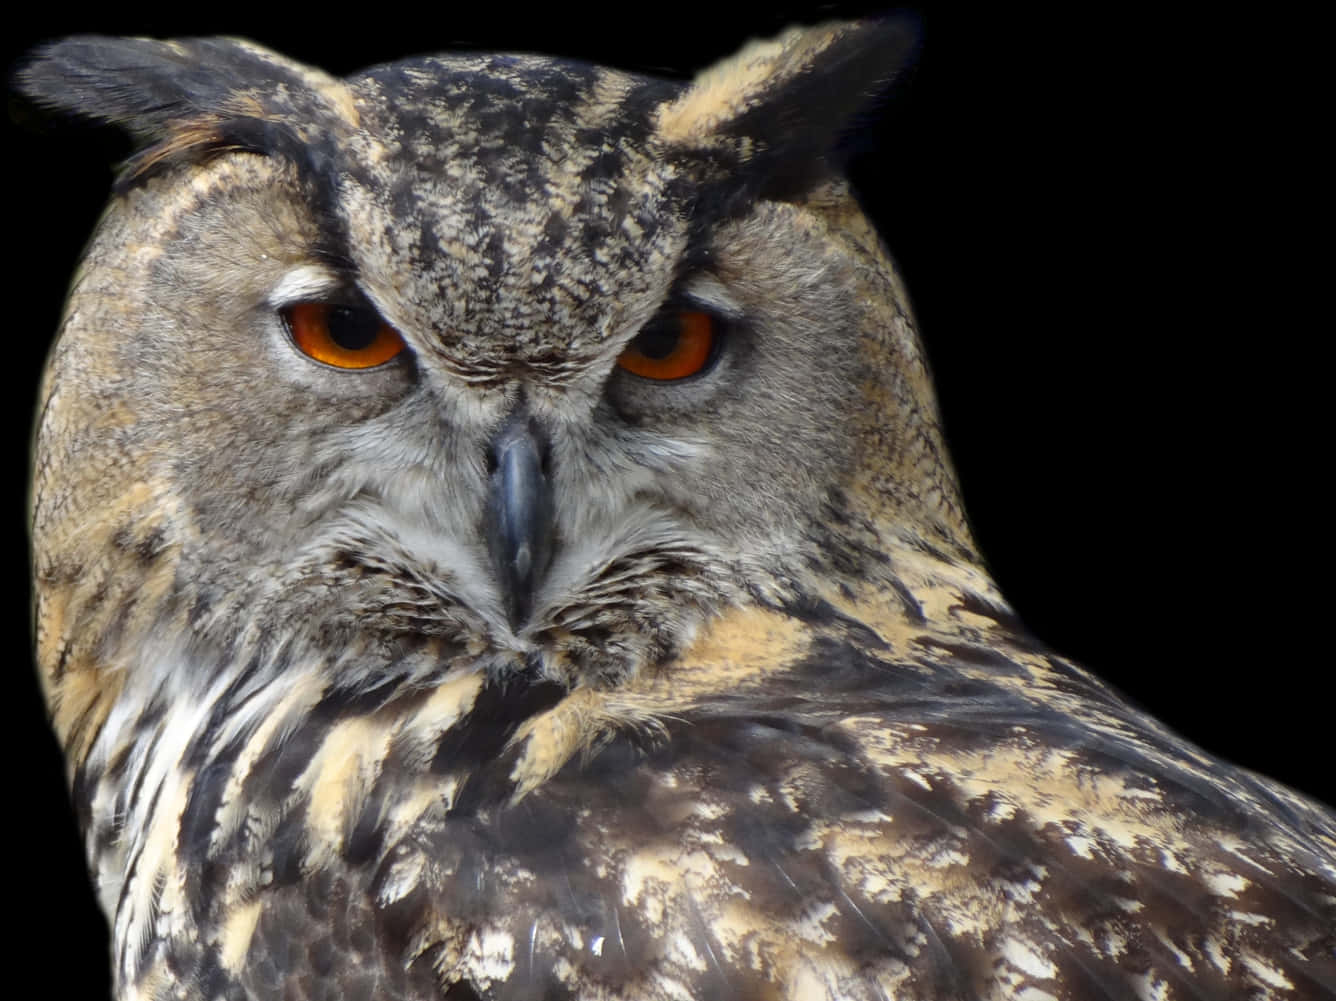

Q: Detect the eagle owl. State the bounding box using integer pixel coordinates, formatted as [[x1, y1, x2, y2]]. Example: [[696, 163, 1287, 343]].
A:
[[20, 21, 1335, 1001]]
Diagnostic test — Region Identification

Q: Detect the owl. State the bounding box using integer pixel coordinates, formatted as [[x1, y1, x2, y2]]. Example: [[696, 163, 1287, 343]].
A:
[[18, 20, 1336, 1001]]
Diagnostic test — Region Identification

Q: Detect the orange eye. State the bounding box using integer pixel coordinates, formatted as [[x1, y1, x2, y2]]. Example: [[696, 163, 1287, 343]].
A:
[[615, 310, 718, 381], [284, 302, 406, 369]]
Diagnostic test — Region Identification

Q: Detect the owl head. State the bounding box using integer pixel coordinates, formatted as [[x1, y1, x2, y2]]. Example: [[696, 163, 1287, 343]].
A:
[[24, 22, 969, 767]]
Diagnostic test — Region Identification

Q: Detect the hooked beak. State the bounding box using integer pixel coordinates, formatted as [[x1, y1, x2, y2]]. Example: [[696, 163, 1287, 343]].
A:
[[484, 414, 554, 630]]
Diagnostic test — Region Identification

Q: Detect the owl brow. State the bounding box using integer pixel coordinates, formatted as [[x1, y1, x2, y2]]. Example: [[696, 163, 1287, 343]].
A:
[[677, 275, 743, 321], [268, 265, 345, 308]]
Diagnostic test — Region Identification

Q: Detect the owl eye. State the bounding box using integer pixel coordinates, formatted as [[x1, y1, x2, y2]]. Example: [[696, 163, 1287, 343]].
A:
[[283, 302, 406, 369], [616, 309, 719, 381]]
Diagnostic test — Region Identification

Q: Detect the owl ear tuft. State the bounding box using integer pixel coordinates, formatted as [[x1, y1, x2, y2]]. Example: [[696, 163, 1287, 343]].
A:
[[15, 35, 355, 186], [655, 18, 919, 201]]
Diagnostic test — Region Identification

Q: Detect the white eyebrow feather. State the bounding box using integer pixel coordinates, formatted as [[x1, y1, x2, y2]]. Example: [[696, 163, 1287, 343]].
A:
[[268, 263, 343, 306], [681, 274, 744, 320]]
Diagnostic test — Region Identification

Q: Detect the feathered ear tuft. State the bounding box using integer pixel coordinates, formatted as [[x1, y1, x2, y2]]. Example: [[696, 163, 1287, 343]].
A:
[[655, 18, 918, 202], [14, 35, 358, 187]]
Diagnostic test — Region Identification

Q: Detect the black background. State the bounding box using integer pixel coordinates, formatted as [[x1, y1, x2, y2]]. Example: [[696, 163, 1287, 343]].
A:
[[4, 7, 1320, 998]]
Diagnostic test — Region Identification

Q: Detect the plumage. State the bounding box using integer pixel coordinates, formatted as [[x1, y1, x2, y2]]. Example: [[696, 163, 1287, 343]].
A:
[[20, 21, 1334, 1001]]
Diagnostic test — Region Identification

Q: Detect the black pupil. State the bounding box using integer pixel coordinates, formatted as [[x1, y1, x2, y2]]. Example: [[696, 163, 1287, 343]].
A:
[[633, 317, 682, 360], [327, 306, 381, 351]]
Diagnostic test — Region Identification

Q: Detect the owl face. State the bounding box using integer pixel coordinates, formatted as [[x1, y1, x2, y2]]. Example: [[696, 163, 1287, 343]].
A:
[[30, 36, 909, 703]]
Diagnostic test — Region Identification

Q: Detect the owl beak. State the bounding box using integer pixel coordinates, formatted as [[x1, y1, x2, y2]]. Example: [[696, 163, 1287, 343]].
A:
[[485, 414, 554, 630]]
